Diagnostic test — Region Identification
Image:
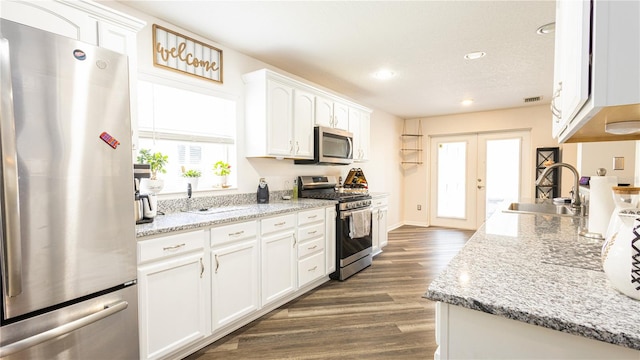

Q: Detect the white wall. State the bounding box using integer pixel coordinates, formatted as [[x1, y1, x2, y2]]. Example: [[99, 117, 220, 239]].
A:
[[402, 105, 577, 227], [102, 2, 405, 230], [577, 141, 637, 185]]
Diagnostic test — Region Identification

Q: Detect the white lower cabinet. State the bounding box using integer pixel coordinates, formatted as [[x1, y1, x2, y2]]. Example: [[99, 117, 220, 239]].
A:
[[261, 214, 297, 305], [137, 230, 210, 360], [325, 206, 337, 275], [210, 221, 259, 330], [297, 208, 326, 287], [137, 208, 333, 359], [371, 195, 389, 255]]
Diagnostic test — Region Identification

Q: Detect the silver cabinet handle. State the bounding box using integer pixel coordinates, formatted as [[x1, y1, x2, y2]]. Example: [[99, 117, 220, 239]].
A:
[[215, 254, 220, 274], [229, 230, 244, 237], [308, 230, 317, 235], [0, 300, 128, 358], [275, 221, 286, 226], [293, 234, 297, 248], [289, 140, 293, 154], [199, 258, 204, 278], [550, 81, 562, 122], [295, 141, 300, 154], [163, 243, 185, 251], [308, 266, 317, 272], [308, 245, 318, 250], [0, 37, 22, 298], [307, 215, 317, 219]]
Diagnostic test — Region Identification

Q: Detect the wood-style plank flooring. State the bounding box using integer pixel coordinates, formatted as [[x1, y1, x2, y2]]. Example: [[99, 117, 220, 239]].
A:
[[185, 225, 473, 359]]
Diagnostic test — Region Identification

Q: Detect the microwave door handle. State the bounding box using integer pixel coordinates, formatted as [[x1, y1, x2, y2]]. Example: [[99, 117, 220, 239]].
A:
[[347, 137, 353, 159], [0, 37, 23, 297]]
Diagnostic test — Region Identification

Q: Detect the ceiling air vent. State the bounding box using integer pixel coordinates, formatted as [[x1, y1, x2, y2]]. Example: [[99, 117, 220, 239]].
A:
[[524, 96, 542, 103]]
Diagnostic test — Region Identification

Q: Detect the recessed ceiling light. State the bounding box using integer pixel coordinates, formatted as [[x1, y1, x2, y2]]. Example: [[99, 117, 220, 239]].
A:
[[464, 51, 486, 60], [461, 99, 474, 106], [604, 120, 640, 135], [536, 22, 555, 35], [373, 69, 395, 80]]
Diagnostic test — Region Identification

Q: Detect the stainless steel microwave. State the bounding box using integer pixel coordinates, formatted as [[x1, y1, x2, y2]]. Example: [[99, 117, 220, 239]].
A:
[[295, 126, 354, 165]]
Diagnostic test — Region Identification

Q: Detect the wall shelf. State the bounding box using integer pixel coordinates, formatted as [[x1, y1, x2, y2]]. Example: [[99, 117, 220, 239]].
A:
[[401, 120, 423, 165]]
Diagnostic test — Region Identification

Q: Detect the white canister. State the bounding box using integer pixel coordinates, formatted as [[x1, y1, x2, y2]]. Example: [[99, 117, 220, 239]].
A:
[[601, 210, 640, 300]]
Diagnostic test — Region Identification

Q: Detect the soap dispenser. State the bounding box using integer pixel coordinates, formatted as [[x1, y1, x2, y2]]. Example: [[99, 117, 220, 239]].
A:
[[257, 178, 269, 203]]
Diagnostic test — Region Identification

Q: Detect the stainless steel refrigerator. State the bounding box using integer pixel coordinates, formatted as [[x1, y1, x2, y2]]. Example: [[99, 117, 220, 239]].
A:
[[0, 19, 138, 359]]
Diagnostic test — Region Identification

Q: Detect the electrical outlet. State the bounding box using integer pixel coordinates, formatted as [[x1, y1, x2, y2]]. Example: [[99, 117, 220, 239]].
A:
[[417, 205, 422, 211]]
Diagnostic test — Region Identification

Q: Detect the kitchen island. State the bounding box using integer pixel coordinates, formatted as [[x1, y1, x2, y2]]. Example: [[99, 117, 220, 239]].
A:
[[425, 209, 640, 359]]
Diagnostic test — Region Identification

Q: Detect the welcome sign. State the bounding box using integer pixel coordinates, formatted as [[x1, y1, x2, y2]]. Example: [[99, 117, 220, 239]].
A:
[[152, 24, 223, 84]]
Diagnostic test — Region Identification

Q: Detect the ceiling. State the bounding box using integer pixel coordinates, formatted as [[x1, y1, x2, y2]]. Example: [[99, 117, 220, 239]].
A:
[[116, 0, 556, 119]]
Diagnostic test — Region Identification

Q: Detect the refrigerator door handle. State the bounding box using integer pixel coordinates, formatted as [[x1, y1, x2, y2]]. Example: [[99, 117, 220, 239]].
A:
[[0, 300, 129, 357], [0, 37, 23, 298]]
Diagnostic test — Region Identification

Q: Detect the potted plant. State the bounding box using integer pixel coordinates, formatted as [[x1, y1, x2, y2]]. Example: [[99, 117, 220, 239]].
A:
[[137, 149, 169, 193], [181, 167, 202, 190], [213, 161, 231, 188]]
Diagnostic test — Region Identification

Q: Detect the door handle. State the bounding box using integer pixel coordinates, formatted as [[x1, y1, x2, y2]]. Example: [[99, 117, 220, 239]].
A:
[[0, 37, 23, 297]]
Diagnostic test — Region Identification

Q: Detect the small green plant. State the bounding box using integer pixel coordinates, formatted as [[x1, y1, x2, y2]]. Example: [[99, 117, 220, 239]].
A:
[[137, 149, 168, 180], [182, 169, 202, 178], [213, 161, 231, 176]]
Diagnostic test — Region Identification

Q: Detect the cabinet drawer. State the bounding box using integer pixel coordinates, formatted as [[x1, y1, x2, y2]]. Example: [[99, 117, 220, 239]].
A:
[[371, 196, 388, 208], [211, 220, 257, 247], [298, 237, 324, 259], [298, 252, 325, 287], [297, 223, 325, 243], [298, 208, 324, 226], [261, 214, 296, 235], [138, 230, 205, 264]]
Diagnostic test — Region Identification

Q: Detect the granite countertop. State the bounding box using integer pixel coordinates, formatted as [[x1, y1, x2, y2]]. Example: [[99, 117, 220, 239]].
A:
[[136, 199, 336, 238], [425, 209, 640, 350]]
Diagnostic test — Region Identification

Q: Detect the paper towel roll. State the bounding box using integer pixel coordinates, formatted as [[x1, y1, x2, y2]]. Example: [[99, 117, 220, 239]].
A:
[[588, 176, 618, 237]]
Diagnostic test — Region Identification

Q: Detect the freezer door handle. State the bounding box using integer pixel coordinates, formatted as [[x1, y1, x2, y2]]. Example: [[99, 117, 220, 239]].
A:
[[0, 300, 129, 357], [0, 37, 23, 298]]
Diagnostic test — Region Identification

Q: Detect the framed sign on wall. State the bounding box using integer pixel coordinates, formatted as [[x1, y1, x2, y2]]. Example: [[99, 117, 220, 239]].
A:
[[152, 24, 223, 84]]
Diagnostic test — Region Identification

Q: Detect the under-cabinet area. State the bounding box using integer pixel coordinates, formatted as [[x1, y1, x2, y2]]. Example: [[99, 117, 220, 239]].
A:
[[136, 204, 341, 360]]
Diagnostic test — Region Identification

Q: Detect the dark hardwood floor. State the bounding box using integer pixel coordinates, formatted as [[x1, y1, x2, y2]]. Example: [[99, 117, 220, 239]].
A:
[[185, 225, 473, 359]]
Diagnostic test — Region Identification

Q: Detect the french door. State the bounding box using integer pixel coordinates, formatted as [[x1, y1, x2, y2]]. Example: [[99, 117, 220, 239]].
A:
[[429, 131, 531, 230]]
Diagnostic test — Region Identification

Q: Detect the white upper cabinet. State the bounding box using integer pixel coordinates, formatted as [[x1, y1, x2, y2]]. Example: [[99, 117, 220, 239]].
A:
[[244, 70, 314, 159], [552, 0, 640, 143], [348, 108, 371, 162], [315, 96, 349, 131], [244, 68, 371, 159]]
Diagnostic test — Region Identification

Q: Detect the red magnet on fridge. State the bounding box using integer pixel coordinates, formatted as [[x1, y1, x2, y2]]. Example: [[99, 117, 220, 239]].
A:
[[99, 131, 120, 149]]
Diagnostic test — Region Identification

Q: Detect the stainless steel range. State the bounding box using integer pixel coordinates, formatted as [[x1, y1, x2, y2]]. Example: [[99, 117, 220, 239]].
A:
[[298, 176, 372, 280]]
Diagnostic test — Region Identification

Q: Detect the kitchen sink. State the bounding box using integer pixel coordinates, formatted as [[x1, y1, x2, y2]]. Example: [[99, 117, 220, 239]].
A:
[[504, 202, 581, 217], [185, 205, 252, 215]]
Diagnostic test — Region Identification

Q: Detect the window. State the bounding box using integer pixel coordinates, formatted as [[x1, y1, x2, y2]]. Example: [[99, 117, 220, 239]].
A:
[[137, 77, 237, 194]]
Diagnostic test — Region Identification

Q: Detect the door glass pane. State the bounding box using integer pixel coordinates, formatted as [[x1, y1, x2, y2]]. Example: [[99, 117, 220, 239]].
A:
[[485, 138, 521, 219], [437, 141, 466, 219]]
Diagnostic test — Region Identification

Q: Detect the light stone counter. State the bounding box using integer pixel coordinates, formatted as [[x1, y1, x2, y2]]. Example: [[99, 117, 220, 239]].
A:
[[136, 199, 336, 238], [425, 210, 640, 350]]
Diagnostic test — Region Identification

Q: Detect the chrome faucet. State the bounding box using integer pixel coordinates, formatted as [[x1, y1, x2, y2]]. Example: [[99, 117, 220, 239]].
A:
[[536, 162, 583, 214]]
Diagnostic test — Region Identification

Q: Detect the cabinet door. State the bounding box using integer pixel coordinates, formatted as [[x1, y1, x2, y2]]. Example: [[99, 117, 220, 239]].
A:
[[315, 95, 334, 128], [371, 207, 380, 255], [293, 88, 315, 159], [261, 231, 297, 305], [211, 239, 259, 330], [378, 207, 388, 248], [332, 101, 349, 130], [267, 79, 294, 156], [1, 0, 98, 44], [553, 0, 590, 135], [348, 108, 370, 162], [138, 252, 209, 360], [325, 207, 337, 275]]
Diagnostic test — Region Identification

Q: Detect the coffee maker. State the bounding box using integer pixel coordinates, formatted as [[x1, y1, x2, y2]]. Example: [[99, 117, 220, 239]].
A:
[[134, 164, 157, 224]]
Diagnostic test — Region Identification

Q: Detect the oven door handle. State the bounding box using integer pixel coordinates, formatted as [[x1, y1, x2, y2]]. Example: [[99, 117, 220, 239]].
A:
[[340, 207, 371, 220]]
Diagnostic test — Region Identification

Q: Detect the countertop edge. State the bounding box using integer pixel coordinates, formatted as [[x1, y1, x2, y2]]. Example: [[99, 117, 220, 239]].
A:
[[423, 289, 640, 350]]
